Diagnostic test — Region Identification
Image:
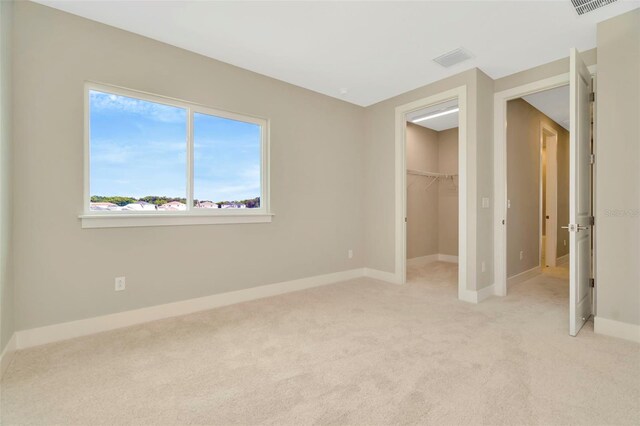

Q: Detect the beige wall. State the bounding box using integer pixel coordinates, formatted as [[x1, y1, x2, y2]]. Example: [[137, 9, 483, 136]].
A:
[[542, 147, 547, 235], [438, 128, 459, 257], [406, 123, 439, 259], [12, 2, 366, 330], [506, 99, 569, 277], [595, 9, 640, 326], [0, 0, 15, 352], [475, 71, 495, 289], [556, 127, 570, 259]]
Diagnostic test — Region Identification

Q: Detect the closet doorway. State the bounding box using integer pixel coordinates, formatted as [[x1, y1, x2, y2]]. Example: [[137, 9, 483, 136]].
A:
[[405, 100, 460, 294], [394, 86, 467, 300]]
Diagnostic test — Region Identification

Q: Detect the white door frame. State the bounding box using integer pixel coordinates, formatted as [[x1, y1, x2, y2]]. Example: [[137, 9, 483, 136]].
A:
[[493, 67, 596, 296], [540, 123, 558, 268], [394, 86, 468, 300]]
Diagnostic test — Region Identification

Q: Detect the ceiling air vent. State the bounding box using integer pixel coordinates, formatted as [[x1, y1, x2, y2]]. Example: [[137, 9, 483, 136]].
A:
[[433, 48, 473, 68], [571, 0, 618, 15]]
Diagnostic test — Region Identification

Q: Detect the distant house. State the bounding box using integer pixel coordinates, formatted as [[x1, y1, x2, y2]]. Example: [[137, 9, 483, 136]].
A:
[[89, 202, 120, 211], [159, 201, 187, 211], [220, 203, 246, 209], [122, 201, 157, 211], [196, 201, 219, 209]]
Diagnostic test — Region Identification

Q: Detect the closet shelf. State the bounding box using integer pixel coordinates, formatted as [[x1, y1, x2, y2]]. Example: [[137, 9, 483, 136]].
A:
[[407, 169, 458, 190], [407, 169, 458, 179]]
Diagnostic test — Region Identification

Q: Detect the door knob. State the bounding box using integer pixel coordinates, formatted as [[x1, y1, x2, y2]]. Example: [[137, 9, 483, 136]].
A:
[[562, 224, 589, 232]]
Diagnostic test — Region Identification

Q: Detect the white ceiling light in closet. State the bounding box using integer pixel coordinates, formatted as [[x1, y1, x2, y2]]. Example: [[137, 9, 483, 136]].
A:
[[406, 99, 459, 132], [412, 107, 460, 123]]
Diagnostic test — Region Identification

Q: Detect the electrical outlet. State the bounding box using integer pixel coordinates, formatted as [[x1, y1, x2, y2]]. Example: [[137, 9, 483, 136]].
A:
[[115, 276, 126, 291], [519, 251, 524, 260], [481, 261, 486, 273], [482, 197, 490, 209], [507, 200, 511, 209], [564, 240, 567, 247], [348, 249, 354, 259]]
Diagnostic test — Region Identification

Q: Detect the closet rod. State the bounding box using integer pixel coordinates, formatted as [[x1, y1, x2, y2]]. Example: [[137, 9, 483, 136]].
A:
[[407, 168, 458, 179]]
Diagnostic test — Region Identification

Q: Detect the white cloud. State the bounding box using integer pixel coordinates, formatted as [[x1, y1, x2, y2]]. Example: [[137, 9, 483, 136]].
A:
[[90, 90, 186, 123]]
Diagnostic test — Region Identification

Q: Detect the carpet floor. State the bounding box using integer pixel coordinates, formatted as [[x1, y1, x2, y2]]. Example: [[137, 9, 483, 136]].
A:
[[1, 261, 638, 425]]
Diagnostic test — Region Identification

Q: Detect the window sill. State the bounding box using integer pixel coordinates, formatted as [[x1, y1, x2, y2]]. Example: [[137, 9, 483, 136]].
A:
[[79, 212, 274, 229]]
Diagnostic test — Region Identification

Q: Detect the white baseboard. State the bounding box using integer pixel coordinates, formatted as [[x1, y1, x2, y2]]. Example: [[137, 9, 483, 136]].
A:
[[363, 268, 401, 284], [556, 254, 569, 265], [507, 266, 542, 287], [15, 268, 364, 350], [438, 254, 458, 263], [0, 333, 17, 379], [594, 316, 640, 343], [476, 284, 496, 302], [459, 284, 496, 304], [406, 253, 458, 266], [407, 254, 438, 266]]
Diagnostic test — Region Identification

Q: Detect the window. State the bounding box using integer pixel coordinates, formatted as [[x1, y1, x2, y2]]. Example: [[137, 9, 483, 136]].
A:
[[82, 83, 270, 228]]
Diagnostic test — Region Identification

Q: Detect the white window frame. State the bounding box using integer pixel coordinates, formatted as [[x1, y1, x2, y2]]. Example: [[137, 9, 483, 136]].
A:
[[80, 82, 272, 228]]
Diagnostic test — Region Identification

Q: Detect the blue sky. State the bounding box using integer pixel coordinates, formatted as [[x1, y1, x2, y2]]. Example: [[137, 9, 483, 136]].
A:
[[89, 90, 261, 202], [193, 112, 261, 202]]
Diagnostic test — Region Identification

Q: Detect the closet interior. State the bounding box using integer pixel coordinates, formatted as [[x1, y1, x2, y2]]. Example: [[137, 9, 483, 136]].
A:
[[405, 100, 459, 287]]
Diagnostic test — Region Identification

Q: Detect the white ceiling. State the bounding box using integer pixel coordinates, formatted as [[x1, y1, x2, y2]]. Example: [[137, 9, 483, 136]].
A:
[[522, 85, 570, 130], [35, 0, 640, 106], [406, 99, 459, 132]]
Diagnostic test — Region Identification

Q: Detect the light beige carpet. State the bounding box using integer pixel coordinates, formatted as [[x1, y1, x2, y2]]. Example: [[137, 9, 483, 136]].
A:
[[1, 261, 638, 425]]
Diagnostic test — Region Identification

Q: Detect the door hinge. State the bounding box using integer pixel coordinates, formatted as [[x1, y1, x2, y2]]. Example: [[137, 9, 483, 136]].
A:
[[589, 278, 595, 288], [590, 154, 595, 164], [405, 217, 407, 223], [589, 216, 595, 226], [589, 92, 595, 102]]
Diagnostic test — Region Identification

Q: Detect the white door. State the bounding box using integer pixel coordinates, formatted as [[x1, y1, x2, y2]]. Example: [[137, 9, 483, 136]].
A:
[[568, 48, 593, 336]]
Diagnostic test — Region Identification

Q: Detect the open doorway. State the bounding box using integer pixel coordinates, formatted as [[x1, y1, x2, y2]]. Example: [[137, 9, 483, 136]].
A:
[[494, 51, 595, 336], [394, 86, 468, 301], [404, 100, 459, 295], [505, 86, 570, 289]]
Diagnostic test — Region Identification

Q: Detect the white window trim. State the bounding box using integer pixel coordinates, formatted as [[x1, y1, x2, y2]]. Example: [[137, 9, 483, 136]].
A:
[[81, 82, 272, 228]]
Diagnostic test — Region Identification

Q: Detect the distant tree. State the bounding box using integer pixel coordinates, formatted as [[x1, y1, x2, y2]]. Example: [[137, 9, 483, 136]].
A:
[[214, 196, 259, 207], [90, 195, 137, 206], [139, 196, 187, 206], [242, 197, 260, 208]]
